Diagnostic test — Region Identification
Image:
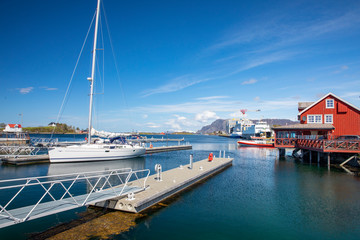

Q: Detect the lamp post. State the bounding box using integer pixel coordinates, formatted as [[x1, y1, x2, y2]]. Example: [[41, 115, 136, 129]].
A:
[[19, 113, 23, 126]]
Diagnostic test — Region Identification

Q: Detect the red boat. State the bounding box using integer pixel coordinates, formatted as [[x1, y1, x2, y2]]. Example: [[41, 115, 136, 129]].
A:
[[237, 139, 274, 148]]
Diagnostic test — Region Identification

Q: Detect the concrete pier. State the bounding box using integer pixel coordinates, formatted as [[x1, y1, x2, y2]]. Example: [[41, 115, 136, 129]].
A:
[[93, 156, 233, 213]]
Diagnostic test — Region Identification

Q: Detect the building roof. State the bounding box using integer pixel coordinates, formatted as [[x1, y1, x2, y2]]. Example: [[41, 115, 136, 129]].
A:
[[7, 124, 22, 128], [298, 102, 313, 111], [298, 92, 360, 116], [272, 123, 335, 130]]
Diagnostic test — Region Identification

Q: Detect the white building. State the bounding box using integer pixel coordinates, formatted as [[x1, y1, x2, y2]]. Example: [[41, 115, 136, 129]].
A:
[[3, 124, 23, 133]]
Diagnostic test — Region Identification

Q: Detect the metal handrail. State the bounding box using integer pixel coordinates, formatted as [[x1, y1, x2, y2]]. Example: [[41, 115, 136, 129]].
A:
[[0, 167, 150, 226], [0, 146, 45, 156]]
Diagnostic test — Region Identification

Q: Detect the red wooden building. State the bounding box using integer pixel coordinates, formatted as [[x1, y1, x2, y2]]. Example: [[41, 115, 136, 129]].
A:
[[298, 93, 360, 137], [273, 93, 360, 155]]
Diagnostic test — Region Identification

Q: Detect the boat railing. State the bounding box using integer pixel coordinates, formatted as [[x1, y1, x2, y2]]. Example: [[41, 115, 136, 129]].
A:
[[0, 167, 150, 227]]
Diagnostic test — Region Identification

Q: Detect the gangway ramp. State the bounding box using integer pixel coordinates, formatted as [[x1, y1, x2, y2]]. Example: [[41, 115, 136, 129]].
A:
[[0, 168, 150, 228]]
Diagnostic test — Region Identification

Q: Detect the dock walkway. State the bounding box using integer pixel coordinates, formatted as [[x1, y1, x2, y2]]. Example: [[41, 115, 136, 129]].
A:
[[93, 156, 233, 213], [0, 168, 149, 228]]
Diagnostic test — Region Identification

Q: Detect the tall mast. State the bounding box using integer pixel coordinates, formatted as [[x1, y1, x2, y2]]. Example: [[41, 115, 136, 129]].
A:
[[87, 0, 101, 144]]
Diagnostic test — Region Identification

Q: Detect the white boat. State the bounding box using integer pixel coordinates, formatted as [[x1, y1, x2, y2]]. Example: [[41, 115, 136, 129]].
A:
[[254, 121, 272, 137], [238, 138, 274, 148], [228, 119, 255, 138], [49, 0, 146, 163], [49, 144, 145, 163]]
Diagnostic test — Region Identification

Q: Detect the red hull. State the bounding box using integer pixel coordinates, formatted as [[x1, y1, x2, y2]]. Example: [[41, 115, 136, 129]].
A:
[[237, 140, 274, 148]]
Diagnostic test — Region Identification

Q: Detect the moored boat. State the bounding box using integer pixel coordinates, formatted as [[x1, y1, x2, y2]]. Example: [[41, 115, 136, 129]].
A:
[[48, 0, 145, 163], [237, 139, 274, 148]]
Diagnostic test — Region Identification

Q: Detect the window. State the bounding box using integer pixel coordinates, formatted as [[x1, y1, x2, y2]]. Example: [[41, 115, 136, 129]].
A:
[[308, 115, 314, 123], [308, 114, 322, 123], [325, 114, 333, 123], [326, 99, 334, 108]]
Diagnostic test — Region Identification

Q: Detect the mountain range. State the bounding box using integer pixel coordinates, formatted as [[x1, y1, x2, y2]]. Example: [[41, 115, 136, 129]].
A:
[[196, 119, 298, 135]]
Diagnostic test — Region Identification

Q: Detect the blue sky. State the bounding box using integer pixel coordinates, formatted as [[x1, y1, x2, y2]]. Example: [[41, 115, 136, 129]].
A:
[[1, 0, 360, 132]]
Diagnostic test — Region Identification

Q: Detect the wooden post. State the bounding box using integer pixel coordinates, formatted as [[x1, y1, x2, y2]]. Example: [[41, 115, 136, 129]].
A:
[[327, 153, 331, 170], [279, 148, 285, 157], [317, 151, 320, 163], [340, 155, 356, 167], [309, 150, 312, 164]]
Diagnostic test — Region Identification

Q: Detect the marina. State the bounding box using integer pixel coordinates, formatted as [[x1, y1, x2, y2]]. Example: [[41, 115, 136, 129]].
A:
[[1, 0, 360, 239], [1, 135, 360, 239]]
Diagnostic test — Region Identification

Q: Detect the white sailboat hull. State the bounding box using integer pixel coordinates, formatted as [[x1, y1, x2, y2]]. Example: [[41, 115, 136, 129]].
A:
[[48, 144, 146, 163]]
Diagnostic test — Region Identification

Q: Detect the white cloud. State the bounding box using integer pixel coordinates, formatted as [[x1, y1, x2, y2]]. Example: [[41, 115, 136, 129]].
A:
[[242, 78, 257, 85], [208, 10, 360, 53], [229, 111, 241, 118], [40, 86, 58, 91], [165, 114, 199, 131], [333, 65, 349, 74], [143, 114, 148, 119], [141, 75, 212, 97], [18, 87, 34, 94], [254, 96, 260, 101], [195, 111, 219, 123], [196, 96, 229, 101], [146, 122, 160, 128]]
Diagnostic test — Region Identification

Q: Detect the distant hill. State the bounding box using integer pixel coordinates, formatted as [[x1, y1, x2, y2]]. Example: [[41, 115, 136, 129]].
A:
[[196, 119, 227, 135], [196, 118, 298, 135]]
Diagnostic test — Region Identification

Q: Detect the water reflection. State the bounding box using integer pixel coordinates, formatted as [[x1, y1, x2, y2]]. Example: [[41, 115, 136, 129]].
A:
[[273, 157, 360, 236], [47, 157, 145, 176]]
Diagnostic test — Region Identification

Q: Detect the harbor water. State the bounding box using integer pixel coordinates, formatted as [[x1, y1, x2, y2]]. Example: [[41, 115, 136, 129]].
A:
[[1, 134, 360, 239]]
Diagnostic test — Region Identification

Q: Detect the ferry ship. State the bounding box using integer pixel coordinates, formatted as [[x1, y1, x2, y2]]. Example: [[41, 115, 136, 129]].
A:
[[227, 119, 272, 139]]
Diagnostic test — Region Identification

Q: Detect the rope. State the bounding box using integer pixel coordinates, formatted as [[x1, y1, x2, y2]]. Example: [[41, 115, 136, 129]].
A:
[[51, 11, 97, 138], [102, 1, 133, 124]]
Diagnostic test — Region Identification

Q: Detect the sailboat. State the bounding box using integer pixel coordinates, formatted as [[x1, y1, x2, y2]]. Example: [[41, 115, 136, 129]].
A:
[[48, 0, 146, 163]]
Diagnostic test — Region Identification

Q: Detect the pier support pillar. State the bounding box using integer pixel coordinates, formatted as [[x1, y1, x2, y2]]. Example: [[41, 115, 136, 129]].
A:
[[327, 153, 331, 170], [309, 150, 312, 164], [279, 148, 285, 157], [317, 152, 320, 163]]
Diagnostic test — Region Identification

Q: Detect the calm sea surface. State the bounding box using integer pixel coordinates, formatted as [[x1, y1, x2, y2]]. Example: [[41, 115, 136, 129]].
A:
[[1, 134, 360, 239]]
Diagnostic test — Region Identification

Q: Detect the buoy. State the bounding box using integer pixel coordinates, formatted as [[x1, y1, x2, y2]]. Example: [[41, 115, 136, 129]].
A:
[[150, 143, 153, 148], [208, 152, 213, 162]]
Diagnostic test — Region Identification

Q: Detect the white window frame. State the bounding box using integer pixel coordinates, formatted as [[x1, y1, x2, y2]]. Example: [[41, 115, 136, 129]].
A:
[[326, 99, 334, 109], [307, 114, 322, 123], [324, 114, 333, 124]]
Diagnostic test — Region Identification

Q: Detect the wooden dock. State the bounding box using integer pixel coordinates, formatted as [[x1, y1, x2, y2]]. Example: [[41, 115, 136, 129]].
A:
[[92, 156, 233, 213], [1, 145, 192, 165]]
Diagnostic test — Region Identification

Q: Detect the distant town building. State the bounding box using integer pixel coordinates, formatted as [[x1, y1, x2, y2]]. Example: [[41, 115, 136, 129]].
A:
[[3, 124, 22, 133], [48, 122, 57, 127]]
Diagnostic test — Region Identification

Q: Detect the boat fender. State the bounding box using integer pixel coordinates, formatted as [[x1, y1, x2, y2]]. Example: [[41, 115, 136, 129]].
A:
[[208, 152, 213, 162], [150, 144, 153, 148]]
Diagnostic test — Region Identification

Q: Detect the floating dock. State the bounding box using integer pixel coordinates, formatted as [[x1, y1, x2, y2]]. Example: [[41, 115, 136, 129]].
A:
[[146, 145, 192, 154], [1, 145, 192, 165], [93, 156, 233, 213]]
